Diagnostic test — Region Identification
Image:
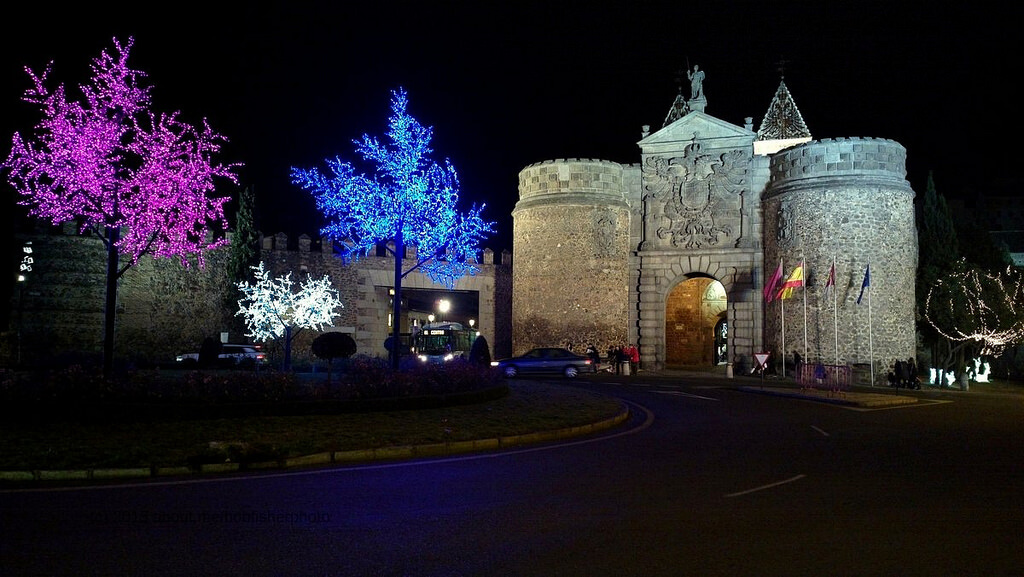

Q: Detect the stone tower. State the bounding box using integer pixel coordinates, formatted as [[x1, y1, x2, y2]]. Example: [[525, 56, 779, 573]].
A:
[[763, 138, 917, 381], [512, 159, 634, 353]]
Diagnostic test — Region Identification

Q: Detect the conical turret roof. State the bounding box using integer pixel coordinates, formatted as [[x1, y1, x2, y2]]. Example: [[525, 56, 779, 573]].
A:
[[756, 80, 811, 140]]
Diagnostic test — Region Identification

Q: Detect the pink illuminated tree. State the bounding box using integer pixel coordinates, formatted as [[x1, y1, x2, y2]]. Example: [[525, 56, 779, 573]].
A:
[[3, 37, 241, 375]]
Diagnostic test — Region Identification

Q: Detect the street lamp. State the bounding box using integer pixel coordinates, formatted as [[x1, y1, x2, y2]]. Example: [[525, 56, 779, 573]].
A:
[[438, 299, 450, 324]]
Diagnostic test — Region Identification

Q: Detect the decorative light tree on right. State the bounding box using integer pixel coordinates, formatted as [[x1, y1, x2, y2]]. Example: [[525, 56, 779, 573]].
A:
[[925, 261, 1024, 387]]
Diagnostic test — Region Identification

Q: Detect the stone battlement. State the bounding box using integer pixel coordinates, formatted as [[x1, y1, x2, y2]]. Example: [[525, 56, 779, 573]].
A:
[[523, 158, 627, 169], [518, 159, 629, 200], [259, 232, 508, 266], [768, 137, 907, 187]]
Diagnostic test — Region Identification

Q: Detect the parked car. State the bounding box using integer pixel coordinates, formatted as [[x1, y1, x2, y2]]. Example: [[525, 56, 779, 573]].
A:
[[491, 347, 596, 378], [175, 343, 267, 367]]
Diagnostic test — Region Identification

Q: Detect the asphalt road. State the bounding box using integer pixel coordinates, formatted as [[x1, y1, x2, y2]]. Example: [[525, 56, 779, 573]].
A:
[[2, 375, 1021, 576]]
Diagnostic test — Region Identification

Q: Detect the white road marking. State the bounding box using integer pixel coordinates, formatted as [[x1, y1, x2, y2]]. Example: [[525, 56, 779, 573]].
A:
[[724, 474, 807, 498], [811, 425, 830, 437], [653, 390, 720, 401]]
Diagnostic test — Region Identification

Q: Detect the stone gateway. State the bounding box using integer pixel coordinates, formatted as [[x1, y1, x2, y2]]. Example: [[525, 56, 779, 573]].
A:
[[512, 73, 917, 382]]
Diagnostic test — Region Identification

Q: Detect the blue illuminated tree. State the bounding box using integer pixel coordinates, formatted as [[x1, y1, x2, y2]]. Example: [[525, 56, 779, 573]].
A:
[[291, 89, 495, 368]]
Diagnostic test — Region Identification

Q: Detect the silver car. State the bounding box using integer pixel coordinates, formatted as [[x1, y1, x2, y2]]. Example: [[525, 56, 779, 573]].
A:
[[176, 344, 267, 366], [491, 347, 596, 378]]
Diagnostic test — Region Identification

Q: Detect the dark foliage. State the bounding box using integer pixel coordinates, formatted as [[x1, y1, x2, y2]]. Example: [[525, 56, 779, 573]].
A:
[[469, 335, 492, 365], [311, 332, 357, 360], [0, 357, 505, 422], [198, 337, 222, 368]]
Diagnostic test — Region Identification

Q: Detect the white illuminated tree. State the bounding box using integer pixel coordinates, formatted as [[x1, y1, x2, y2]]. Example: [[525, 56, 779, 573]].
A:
[[925, 261, 1024, 386], [236, 262, 343, 371]]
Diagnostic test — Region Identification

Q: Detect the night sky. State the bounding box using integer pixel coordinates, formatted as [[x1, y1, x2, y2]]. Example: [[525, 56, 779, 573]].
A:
[[2, 1, 1020, 254]]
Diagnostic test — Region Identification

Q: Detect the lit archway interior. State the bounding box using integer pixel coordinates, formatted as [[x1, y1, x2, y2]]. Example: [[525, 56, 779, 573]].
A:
[[665, 277, 727, 367]]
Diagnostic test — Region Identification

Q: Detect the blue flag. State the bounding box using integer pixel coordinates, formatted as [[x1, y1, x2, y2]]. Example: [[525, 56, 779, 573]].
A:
[[856, 265, 870, 304]]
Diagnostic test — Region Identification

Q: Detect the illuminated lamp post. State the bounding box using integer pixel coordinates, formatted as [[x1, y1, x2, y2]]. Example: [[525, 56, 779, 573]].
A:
[[17, 241, 33, 366], [438, 299, 451, 324]]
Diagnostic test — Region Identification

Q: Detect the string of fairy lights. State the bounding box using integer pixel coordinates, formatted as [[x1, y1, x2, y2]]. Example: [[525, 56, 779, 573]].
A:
[[925, 263, 1024, 355]]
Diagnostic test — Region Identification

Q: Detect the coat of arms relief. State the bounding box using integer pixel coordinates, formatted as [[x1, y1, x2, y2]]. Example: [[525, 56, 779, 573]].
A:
[[642, 142, 748, 249]]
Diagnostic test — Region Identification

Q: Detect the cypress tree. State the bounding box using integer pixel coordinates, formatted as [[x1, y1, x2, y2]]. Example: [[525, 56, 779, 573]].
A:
[[916, 172, 960, 370], [229, 186, 260, 284], [226, 186, 260, 337]]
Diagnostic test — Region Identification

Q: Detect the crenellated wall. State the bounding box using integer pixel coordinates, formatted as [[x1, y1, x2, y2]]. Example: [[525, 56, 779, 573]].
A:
[[3, 225, 511, 369]]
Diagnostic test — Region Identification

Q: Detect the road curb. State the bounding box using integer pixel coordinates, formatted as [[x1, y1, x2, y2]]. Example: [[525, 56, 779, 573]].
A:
[[0, 404, 631, 485], [738, 386, 919, 407]]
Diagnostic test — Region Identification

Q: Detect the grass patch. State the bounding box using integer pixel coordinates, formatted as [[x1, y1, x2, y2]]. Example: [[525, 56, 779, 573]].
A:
[[0, 381, 624, 470]]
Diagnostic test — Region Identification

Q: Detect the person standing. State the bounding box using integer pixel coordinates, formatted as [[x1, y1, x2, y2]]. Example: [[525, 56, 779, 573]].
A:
[[895, 358, 908, 388], [907, 357, 919, 390], [628, 344, 640, 375]]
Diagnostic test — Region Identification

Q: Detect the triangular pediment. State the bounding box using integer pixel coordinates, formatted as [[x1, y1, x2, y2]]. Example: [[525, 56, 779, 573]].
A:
[[640, 111, 755, 155]]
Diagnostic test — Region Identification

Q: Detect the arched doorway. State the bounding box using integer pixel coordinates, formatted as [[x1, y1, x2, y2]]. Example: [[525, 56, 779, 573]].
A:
[[664, 276, 727, 368]]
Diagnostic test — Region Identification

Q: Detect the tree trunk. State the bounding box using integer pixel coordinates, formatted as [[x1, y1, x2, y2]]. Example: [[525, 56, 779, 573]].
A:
[[391, 227, 404, 370], [283, 325, 292, 372], [102, 226, 120, 378]]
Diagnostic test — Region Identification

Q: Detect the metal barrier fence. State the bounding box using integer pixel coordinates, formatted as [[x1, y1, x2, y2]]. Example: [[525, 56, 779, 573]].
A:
[[795, 363, 852, 394]]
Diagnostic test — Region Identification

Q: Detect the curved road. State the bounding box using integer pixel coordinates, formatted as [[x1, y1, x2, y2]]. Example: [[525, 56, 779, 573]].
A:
[[2, 376, 1021, 576]]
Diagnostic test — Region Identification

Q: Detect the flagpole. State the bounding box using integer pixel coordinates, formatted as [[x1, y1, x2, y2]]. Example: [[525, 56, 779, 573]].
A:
[[802, 258, 808, 365], [832, 255, 838, 369], [780, 258, 786, 378], [868, 277, 874, 387]]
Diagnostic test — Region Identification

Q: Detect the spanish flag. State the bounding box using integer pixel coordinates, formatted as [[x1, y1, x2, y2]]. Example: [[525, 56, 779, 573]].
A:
[[777, 262, 804, 300]]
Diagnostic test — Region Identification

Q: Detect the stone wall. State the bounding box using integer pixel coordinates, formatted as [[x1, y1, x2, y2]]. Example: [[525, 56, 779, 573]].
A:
[[3, 226, 511, 369], [260, 234, 512, 365], [7, 223, 236, 368]]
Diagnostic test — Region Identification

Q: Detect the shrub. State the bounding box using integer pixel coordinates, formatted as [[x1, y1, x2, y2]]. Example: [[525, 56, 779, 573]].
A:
[[0, 355, 504, 422], [469, 335, 492, 366], [311, 332, 357, 360]]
